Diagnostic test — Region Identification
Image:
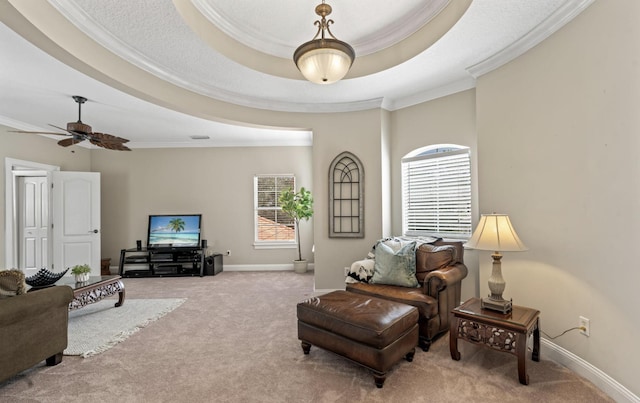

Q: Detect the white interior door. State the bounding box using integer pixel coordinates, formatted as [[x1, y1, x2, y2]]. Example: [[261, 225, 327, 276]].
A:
[[50, 171, 101, 276], [18, 176, 48, 274]]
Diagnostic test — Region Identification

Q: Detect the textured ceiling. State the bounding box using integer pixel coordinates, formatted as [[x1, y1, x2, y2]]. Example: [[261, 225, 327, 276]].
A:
[[0, 0, 594, 148]]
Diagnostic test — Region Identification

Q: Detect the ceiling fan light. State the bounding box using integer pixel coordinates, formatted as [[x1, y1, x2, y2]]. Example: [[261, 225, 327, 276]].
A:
[[294, 39, 354, 84]]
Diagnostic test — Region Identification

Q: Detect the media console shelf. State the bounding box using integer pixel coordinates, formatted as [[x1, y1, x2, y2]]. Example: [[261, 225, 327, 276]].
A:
[[119, 247, 208, 278]]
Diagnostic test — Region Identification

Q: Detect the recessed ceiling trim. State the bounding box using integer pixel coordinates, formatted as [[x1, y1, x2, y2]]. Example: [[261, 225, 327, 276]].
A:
[[467, 0, 596, 78], [175, 0, 471, 80], [0, 115, 48, 132], [384, 77, 477, 111], [45, 0, 381, 114], [190, 0, 293, 58], [352, 0, 450, 56], [191, 0, 451, 58], [345, 0, 471, 78]]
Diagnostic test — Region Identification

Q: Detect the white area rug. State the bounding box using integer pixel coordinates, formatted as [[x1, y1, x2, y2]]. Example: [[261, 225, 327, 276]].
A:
[[65, 298, 186, 357]]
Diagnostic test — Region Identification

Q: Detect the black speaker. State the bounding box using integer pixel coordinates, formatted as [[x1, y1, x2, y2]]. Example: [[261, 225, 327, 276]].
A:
[[201, 239, 207, 249], [204, 254, 223, 276], [136, 240, 142, 250]]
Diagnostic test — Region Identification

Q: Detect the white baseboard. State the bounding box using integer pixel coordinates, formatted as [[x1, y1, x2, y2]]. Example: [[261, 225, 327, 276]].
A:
[[223, 263, 314, 272], [541, 338, 639, 403], [110, 263, 316, 274]]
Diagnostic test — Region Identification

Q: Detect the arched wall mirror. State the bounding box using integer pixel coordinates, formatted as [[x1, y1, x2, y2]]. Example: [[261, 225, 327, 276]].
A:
[[329, 151, 364, 238]]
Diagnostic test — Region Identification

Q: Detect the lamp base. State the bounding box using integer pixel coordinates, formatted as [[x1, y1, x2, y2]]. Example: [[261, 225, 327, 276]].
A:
[[481, 296, 512, 314]]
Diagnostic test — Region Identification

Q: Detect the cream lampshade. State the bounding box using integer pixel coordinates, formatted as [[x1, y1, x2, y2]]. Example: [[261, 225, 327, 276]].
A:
[[464, 214, 528, 313]]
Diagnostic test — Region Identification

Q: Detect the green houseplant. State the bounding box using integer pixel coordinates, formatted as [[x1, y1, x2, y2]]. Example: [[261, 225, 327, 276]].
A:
[[279, 187, 313, 273], [70, 264, 91, 282]]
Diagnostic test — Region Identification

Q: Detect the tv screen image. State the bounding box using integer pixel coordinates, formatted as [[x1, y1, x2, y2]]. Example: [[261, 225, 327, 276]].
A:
[[147, 214, 202, 248]]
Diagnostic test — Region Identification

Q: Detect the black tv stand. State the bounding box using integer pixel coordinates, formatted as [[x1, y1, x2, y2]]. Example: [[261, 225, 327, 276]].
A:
[[119, 247, 206, 278]]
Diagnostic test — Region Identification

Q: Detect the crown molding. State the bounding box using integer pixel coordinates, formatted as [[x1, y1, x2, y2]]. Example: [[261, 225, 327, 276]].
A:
[[353, 0, 449, 57], [467, 0, 595, 78], [46, 0, 386, 114], [384, 77, 476, 111], [191, 0, 450, 58], [0, 115, 48, 132], [190, 0, 292, 59]]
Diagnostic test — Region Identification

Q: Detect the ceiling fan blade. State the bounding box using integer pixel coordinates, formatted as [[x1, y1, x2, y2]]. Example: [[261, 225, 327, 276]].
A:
[[90, 132, 130, 143], [89, 139, 131, 151], [10, 130, 69, 136], [58, 137, 83, 147], [48, 124, 75, 135]]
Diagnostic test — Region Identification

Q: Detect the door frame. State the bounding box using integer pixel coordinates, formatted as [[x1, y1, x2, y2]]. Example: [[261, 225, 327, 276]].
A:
[[4, 157, 59, 269]]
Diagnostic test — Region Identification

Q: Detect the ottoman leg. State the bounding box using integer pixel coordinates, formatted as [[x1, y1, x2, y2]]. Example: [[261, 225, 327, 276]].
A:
[[405, 348, 416, 362], [373, 372, 387, 388], [301, 341, 311, 355]]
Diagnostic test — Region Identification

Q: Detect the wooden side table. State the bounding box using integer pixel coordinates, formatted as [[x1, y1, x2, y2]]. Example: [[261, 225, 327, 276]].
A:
[[450, 297, 540, 385]]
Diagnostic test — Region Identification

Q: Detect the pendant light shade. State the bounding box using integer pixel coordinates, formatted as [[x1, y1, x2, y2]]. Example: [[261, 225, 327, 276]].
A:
[[294, 2, 355, 84]]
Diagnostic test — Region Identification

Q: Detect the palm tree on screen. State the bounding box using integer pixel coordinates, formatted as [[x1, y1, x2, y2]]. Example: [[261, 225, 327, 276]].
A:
[[168, 218, 185, 233]]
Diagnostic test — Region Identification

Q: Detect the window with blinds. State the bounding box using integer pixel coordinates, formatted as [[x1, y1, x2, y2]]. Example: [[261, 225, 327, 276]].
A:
[[254, 175, 296, 244], [401, 146, 471, 239]]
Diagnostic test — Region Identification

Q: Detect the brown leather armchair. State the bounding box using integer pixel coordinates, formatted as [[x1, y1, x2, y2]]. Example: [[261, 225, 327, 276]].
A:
[[346, 239, 467, 351]]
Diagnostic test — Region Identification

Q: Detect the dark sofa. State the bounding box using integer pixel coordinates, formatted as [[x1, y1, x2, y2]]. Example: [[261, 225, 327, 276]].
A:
[[0, 285, 74, 383]]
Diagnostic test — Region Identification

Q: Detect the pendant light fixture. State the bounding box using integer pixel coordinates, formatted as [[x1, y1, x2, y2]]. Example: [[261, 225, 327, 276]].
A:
[[293, 1, 355, 84]]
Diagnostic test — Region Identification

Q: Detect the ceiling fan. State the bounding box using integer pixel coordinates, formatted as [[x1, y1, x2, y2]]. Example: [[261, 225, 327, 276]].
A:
[[12, 95, 131, 151]]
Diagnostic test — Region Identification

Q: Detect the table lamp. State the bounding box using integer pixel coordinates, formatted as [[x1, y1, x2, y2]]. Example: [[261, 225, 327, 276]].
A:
[[464, 214, 528, 313]]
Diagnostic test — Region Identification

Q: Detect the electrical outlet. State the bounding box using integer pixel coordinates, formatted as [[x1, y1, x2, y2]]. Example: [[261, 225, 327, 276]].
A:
[[579, 316, 590, 337]]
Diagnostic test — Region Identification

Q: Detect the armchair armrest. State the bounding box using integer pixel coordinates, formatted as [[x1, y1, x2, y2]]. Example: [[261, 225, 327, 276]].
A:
[[424, 263, 468, 297]]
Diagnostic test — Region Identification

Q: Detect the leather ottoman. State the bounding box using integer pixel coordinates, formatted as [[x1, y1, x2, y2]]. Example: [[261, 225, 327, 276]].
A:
[[297, 290, 419, 388]]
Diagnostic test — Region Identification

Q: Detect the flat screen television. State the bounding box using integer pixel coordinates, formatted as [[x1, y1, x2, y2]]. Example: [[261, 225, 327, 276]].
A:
[[147, 214, 202, 249]]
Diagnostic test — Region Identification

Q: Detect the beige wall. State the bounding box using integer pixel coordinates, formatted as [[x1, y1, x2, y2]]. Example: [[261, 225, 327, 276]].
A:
[[390, 89, 478, 301], [308, 109, 386, 290], [475, 0, 639, 395], [90, 146, 313, 268]]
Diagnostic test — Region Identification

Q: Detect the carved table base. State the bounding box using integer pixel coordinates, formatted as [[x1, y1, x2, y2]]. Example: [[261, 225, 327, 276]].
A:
[[450, 297, 540, 385], [65, 276, 126, 311]]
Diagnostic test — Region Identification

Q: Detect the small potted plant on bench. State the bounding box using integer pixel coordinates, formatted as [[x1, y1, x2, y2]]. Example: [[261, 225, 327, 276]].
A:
[[71, 264, 91, 282]]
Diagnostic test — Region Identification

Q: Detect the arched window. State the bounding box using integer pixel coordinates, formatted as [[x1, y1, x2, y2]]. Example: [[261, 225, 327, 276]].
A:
[[329, 152, 364, 238], [402, 144, 471, 239]]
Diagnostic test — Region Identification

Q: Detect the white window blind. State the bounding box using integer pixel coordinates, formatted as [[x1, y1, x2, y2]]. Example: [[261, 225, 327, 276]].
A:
[[254, 175, 296, 244], [402, 147, 471, 239]]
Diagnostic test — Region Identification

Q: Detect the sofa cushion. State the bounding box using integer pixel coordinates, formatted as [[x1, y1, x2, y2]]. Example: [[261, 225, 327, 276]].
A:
[[370, 240, 419, 288], [415, 244, 456, 282], [0, 269, 26, 297]]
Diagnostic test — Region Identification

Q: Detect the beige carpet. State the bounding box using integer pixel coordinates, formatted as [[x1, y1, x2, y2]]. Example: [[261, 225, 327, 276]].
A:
[[0, 271, 613, 402]]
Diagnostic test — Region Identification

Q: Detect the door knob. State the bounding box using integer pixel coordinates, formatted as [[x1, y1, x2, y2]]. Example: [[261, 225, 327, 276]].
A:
[[90, 229, 99, 234]]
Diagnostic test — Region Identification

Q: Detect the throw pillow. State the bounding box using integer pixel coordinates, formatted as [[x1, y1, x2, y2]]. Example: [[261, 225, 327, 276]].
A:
[[345, 259, 375, 284], [370, 240, 419, 288], [0, 269, 27, 296], [366, 236, 418, 259]]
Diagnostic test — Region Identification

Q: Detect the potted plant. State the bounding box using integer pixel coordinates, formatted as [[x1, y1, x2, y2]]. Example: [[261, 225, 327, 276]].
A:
[[71, 264, 91, 282], [279, 187, 313, 273]]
